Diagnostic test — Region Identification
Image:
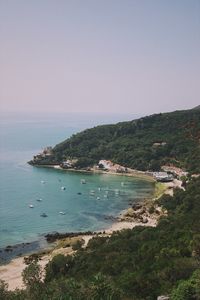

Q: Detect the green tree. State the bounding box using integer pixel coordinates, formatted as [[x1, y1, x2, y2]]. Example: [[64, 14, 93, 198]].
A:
[[0, 280, 9, 300], [91, 273, 121, 300], [191, 234, 200, 259], [22, 261, 44, 299], [45, 254, 73, 282]]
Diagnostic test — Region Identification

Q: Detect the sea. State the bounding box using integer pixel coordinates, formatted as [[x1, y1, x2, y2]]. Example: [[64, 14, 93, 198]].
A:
[[0, 112, 154, 260]]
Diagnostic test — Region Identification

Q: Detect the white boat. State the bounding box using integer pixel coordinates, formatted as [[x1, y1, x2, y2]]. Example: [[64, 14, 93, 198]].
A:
[[59, 211, 66, 215], [61, 186, 66, 190], [41, 180, 45, 184], [29, 204, 34, 208], [96, 197, 100, 200], [80, 179, 86, 184], [36, 198, 42, 202]]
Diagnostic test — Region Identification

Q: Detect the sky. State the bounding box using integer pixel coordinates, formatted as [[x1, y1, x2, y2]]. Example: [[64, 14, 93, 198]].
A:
[[0, 0, 200, 115]]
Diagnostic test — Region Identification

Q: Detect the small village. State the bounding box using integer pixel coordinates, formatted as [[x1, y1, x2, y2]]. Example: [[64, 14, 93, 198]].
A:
[[31, 148, 189, 183]]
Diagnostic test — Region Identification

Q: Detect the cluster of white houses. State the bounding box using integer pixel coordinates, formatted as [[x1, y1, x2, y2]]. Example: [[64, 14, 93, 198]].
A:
[[32, 148, 188, 183], [151, 165, 188, 182], [151, 172, 174, 182], [61, 160, 75, 168], [161, 165, 188, 177], [98, 160, 127, 173], [98, 160, 177, 182]]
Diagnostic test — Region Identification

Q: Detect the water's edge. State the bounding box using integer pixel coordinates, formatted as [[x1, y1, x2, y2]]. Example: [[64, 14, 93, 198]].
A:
[[0, 169, 155, 265]]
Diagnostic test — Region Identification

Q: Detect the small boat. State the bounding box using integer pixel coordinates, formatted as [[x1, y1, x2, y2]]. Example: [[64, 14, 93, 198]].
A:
[[40, 213, 48, 217], [104, 194, 108, 198], [96, 197, 100, 200], [59, 211, 66, 215], [98, 187, 101, 191], [29, 204, 34, 208], [80, 179, 86, 184], [77, 192, 82, 195], [121, 182, 125, 186], [90, 190, 95, 196], [61, 186, 66, 190], [36, 198, 42, 202], [41, 180, 45, 184]]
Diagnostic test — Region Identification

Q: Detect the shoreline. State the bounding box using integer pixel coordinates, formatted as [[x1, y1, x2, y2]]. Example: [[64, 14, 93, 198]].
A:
[[0, 165, 155, 264], [0, 170, 181, 291], [31, 163, 156, 182], [0, 219, 157, 291]]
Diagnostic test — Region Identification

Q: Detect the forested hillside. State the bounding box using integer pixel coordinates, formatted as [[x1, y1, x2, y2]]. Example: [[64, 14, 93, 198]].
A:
[[51, 108, 200, 172], [2, 177, 200, 299], [3, 108, 200, 299]]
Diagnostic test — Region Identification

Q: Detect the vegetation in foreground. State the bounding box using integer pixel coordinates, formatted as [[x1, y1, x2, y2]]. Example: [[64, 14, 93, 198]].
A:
[[31, 108, 200, 173], [1, 177, 200, 300]]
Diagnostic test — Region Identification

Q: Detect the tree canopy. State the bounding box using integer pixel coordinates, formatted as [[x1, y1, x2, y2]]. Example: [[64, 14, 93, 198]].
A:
[[35, 108, 200, 172]]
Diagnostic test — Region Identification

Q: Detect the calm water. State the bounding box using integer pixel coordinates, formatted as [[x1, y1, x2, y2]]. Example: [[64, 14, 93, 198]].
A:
[[0, 112, 154, 248]]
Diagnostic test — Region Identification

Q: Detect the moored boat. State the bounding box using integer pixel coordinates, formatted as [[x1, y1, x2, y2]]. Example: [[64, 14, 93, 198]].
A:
[[40, 213, 48, 217]]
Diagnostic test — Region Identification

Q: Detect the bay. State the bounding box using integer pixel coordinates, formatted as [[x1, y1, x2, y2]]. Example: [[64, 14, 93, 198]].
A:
[[0, 112, 154, 249]]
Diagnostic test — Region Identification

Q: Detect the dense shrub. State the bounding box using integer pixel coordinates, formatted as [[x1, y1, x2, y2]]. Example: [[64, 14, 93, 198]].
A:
[[50, 109, 200, 173]]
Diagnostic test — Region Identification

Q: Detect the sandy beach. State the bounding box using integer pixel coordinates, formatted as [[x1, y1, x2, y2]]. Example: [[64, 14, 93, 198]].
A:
[[0, 219, 156, 291], [0, 255, 49, 291], [0, 178, 181, 291]]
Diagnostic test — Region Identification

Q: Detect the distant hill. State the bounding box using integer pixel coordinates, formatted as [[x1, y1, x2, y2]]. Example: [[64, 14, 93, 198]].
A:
[[30, 108, 200, 173], [193, 105, 200, 110]]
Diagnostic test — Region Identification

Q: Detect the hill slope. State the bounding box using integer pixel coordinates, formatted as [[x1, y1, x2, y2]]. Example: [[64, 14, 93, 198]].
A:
[[193, 105, 200, 110], [51, 109, 200, 173]]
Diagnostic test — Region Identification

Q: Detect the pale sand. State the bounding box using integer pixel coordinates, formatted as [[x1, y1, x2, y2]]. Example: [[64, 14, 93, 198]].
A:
[[106, 218, 157, 234], [163, 179, 183, 196], [0, 255, 49, 291], [0, 218, 157, 291], [0, 178, 181, 291]]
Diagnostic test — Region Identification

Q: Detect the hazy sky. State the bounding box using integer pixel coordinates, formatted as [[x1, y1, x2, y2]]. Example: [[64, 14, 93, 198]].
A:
[[0, 0, 199, 115]]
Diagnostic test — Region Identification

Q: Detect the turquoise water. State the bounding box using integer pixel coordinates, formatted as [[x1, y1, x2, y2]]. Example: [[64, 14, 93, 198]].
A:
[[0, 112, 154, 248]]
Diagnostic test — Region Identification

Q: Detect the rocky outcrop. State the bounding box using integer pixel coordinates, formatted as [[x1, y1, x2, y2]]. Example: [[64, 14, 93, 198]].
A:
[[45, 231, 94, 243], [120, 201, 165, 225]]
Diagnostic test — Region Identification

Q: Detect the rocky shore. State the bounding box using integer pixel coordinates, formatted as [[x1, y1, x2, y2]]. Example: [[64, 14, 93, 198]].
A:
[[0, 213, 160, 291], [0, 238, 53, 265], [45, 230, 95, 243], [0, 179, 181, 291], [120, 201, 164, 224]]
